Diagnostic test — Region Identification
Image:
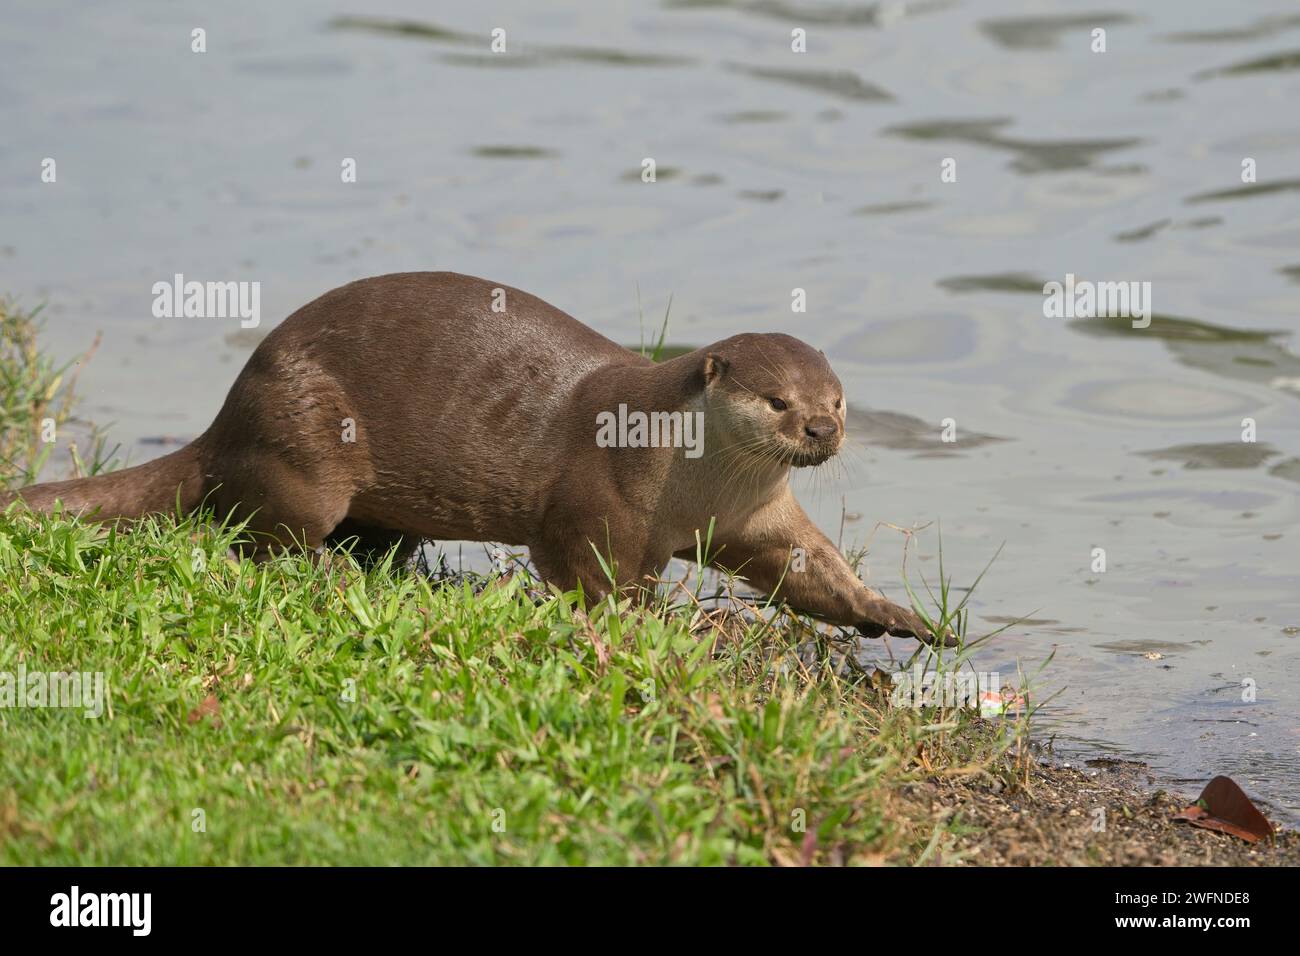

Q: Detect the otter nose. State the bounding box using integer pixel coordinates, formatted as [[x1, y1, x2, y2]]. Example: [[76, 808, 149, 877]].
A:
[[804, 417, 839, 440]]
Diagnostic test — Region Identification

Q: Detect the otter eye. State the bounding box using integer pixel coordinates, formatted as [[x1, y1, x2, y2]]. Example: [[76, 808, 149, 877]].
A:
[[768, 397, 788, 411], [834, 398, 842, 410]]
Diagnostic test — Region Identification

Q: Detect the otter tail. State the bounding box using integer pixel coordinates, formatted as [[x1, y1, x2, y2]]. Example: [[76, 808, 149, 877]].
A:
[[0, 443, 207, 521]]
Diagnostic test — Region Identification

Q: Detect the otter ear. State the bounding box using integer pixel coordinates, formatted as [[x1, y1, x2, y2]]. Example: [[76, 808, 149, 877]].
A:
[[703, 352, 729, 384]]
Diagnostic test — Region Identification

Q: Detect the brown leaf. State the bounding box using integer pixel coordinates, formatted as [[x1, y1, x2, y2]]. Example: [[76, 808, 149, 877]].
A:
[[1172, 775, 1274, 843], [573, 610, 609, 671], [187, 694, 222, 727]]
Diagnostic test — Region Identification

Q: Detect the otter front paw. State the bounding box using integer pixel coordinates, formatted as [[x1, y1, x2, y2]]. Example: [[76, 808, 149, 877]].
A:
[[857, 600, 958, 647]]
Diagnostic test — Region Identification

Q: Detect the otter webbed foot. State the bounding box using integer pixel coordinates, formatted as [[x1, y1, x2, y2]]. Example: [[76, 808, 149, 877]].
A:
[[856, 599, 959, 647]]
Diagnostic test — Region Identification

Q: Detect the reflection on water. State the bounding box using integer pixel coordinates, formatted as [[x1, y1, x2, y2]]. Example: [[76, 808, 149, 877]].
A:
[[1138, 442, 1283, 470], [847, 405, 1006, 457], [854, 200, 934, 216], [3, 0, 1299, 820], [1196, 50, 1300, 80], [331, 15, 696, 67], [724, 63, 893, 101], [470, 145, 560, 160], [1163, 13, 1300, 43], [937, 272, 1043, 294], [1115, 216, 1219, 242], [329, 16, 467, 42], [660, 0, 926, 27], [979, 12, 1137, 50], [1186, 178, 1300, 204], [1069, 314, 1300, 398], [1136, 442, 1300, 487], [887, 118, 1141, 173], [941, 271, 1300, 404]]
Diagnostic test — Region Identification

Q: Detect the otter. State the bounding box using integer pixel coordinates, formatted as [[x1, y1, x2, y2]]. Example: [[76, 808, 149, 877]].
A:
[[2, 272, 949, 645]]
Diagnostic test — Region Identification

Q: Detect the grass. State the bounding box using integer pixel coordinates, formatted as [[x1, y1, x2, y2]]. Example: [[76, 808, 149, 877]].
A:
[[0, 299, 112, 486], [0, 299, 1030, 866]]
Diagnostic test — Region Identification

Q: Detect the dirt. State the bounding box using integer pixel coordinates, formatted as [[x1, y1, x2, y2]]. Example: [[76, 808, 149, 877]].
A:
[[899, 757, 1300, 866]]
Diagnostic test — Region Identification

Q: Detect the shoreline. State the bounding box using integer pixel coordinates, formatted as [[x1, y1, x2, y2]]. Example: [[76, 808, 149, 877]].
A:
[[903, 755, 1298, 866]]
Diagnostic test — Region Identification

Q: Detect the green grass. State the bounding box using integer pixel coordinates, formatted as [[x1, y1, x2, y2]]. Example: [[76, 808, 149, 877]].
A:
[[0, 299, 112, 486], [0, 299, 1029, 866], [0, 510, 1030, 865]]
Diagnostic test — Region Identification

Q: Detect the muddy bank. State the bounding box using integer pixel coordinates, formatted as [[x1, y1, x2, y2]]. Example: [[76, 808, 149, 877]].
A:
[[900, 759, 1298, 866]]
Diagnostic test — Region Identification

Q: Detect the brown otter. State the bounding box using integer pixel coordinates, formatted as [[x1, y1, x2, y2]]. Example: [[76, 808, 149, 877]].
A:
[[2, 272, 949, 645]]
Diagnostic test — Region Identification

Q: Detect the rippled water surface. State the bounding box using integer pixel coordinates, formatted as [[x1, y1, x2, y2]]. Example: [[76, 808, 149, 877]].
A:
[[2, 1, 1298, 818]]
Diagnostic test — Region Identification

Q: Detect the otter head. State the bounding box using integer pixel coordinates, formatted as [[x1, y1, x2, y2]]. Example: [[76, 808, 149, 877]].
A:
[[702, 333, 845, 468]]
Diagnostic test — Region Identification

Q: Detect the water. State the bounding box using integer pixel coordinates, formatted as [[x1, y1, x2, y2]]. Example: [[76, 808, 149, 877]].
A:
[[2, 0, 1298, 820]]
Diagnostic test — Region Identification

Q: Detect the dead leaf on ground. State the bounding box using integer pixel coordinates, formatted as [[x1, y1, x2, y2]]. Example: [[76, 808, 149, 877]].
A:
[[1172, 775, 1274, 843], [573, 610, 609, 670], [187, 694, 222, 727]]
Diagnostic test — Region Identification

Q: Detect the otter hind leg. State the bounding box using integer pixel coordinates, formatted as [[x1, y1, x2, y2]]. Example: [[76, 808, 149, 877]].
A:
[[214, 456, 352, 563], [325, 519, 418, 569]]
